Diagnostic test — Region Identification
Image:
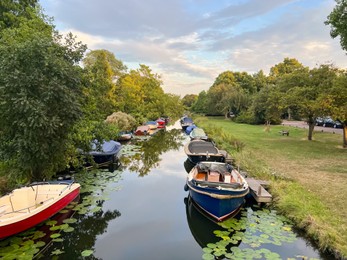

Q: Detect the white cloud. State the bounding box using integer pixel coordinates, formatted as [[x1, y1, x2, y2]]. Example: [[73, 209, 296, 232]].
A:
[[41, 0, 347, 96]]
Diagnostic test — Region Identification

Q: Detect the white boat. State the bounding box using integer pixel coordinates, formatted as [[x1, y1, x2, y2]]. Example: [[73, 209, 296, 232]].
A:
[[0, 181, 80, 239]]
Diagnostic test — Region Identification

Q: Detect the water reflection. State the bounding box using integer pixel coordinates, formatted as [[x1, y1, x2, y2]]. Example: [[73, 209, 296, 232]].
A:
[[184, 196, 242, 249], [120, 129, 185, 176], [183, 158, 195, 173]]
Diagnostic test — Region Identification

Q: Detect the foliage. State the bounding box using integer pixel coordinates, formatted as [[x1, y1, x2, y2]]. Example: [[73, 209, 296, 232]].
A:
[[191, 90, 208, 114], [115, 64, 184, 122], [325, 0, 347, 53], [0, 20, 87, 181], [0, 0, 40, 32], [82, 49, 126, 120], [181, 94, 197, 108], [105, 111, 137, 131]]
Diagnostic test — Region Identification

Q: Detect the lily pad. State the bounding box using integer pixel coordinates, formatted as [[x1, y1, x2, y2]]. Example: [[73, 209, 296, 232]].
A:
[[81, 250, 94, 257]]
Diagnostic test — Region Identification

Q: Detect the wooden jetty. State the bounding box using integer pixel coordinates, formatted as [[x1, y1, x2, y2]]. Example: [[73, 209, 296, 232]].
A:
[[245, 178, 272, 204]]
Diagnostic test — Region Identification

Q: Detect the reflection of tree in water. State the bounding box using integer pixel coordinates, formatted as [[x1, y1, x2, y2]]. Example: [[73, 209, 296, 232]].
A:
[[45, 202, 120, 259], [41, 170, 122, 259], [121, 129, 184, 176]]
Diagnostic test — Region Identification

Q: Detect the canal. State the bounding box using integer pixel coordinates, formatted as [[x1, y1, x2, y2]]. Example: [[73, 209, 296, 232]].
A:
[[0, 121, 334, 259]]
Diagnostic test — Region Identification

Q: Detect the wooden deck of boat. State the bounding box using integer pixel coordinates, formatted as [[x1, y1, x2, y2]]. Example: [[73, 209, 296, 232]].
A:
[[245, 178, 272, 204]]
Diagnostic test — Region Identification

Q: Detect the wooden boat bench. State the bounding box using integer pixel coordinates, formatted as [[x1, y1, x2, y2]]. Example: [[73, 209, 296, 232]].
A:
[[207, 171, 220, 182]]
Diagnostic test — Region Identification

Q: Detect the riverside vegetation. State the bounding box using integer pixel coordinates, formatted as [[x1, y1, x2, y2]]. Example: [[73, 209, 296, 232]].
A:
[[194, 116, 347, 259]]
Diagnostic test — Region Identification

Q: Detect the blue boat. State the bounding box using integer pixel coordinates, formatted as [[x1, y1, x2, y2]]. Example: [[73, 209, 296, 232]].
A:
[[180, 117, 194, 130], [184, 139, 226, 164], [185, 161, 249, 222], [185, 124, 197, 135], [88, 140, 122, 166]]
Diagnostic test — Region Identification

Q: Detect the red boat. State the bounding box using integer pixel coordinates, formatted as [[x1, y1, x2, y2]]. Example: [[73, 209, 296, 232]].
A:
[[0, 181, 80, 239], [156, 118, 166, 129]]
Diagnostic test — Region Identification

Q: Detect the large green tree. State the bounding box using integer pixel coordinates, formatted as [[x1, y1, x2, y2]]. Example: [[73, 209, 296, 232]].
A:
[[82, 49, 127, 120], [0, 0, 39, 31], [325, 0, 347, 52], [0, 20, 87, 181]]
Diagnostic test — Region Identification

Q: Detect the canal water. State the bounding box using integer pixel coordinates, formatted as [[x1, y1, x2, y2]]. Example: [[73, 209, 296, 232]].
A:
[[0, 121, 334, 260]]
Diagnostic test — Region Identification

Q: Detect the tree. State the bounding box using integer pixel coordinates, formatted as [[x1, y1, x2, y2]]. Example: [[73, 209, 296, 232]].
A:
[[82, 50, 127, 120], [269, 58, 306, 83], [0, 0, 39, 31], [325, 0, 347, 53], [181, 94, 197, 108], [83, 49, 127, 78], [191, 91, 208, 114], [0, 21, 87, 181], [323, 72, 347, 147], [115, 64, 169, 121], [105, 111, 137, 131]]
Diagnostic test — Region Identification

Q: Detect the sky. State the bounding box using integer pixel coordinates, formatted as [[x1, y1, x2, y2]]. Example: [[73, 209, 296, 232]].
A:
[[39, 0, 346, 96]]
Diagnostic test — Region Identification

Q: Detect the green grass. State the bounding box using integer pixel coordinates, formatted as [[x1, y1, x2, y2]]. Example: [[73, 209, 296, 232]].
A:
[[195, 116, 347, 259]]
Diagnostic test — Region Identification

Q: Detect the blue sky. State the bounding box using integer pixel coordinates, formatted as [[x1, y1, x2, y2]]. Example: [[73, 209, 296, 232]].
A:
[[39, 0, 346, 96]]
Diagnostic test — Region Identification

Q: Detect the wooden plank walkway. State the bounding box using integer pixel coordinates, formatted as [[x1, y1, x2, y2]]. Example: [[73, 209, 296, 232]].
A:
[[246, 178, 272, 204]]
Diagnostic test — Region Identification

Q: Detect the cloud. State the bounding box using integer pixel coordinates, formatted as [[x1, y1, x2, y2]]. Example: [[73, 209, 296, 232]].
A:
[[41, 0, 347, 96]]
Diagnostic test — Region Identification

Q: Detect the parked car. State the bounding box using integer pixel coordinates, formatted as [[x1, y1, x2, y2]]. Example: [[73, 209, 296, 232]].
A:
[[322, 117, 343, 128], [333, 120, 343, 129], [315, 117, 324, 126]]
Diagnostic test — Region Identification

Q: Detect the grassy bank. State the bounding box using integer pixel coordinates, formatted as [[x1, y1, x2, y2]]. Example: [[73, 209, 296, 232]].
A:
[[194, 116, 347, 259]]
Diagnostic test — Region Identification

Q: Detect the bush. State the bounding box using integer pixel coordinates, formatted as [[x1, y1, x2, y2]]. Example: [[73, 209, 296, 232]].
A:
[[105, 111, 137, 131]]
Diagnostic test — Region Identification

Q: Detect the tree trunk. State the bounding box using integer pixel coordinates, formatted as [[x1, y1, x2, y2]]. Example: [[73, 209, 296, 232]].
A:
[[308, 122, 314, 141], [343, 125, 347, 148], [287, 108, 291, 120]]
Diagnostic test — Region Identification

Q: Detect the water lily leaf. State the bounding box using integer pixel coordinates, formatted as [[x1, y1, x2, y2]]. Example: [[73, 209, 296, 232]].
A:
[[51, 249, 64, 255], [59, 224, 70, 230], [50, 233, 61, 239], [32, 231, 46, 240], [34, 241, 46, 248], [52, 238, 64, 243], [81, 250, 94, 257], [202, 247, 213, 254], [62, 218, 77, 224], [45, 220, 58, 226], [63, 227, 75, 233], [50, 225, 61, 231], [202, 253, 215, 260]]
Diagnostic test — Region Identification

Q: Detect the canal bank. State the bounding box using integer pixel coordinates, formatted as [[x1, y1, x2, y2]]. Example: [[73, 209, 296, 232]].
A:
[[194, 116, 347, 259]]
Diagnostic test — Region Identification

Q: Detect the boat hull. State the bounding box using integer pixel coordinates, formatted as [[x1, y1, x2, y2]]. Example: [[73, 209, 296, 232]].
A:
[[0, 184, 80, 239], [187, 181, 248, 221]]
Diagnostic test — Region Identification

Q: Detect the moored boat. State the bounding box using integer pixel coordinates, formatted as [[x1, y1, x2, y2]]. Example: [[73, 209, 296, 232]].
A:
[[190, 127, 208, 141], [185, 124, 197, 135], [134, 125, 150, 136], [145, 121, 158, 130], [180, 117, 194, 130], [117, 131, 133, 141], [0, 181, 80, 239], [184, 139, 226, 164], [185, 161, 249, 222], [88, 140, 122, 166], [156, 118, 166, 129]]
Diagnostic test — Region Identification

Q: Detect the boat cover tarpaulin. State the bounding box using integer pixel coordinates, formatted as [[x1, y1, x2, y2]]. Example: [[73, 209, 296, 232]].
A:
[[188, 141, 218, 154], [90, 140, 122, 155]]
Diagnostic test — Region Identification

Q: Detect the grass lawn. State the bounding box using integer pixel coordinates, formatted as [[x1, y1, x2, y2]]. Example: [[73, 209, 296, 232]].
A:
[[194, 116, 347, 259]]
